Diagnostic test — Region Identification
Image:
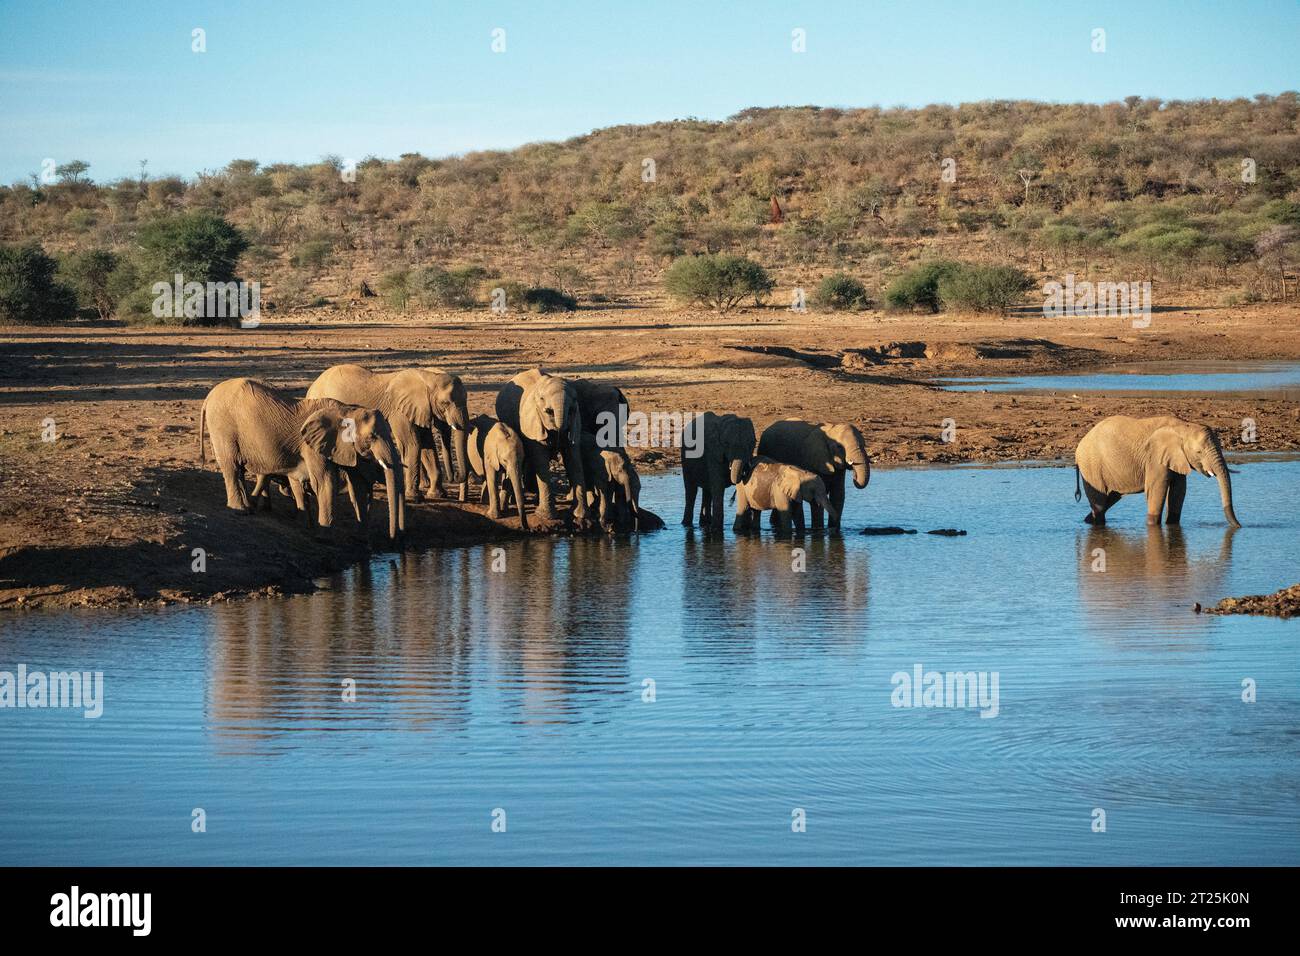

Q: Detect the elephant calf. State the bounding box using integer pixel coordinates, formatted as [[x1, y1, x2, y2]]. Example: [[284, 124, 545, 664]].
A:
[[467, 415, 529, 529], [1075, 415, 1240, 528], [580, 432, 643, 531], [758, 418, 870, 531], [733, 457, 837, 536], [199, 377, 405, 539]]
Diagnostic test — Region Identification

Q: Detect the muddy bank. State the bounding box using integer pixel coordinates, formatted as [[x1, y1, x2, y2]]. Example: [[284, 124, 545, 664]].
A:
[[1206, 583, 1300, 620], [3, 301, 1299, 610]]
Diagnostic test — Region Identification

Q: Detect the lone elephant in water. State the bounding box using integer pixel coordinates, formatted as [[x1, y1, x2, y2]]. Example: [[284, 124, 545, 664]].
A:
[[199, 377, 405, 539], [733, 457, 837, 536], [306, 364, 469, 502], [495, 368, 587, 524], [680, 411, 756, 531], [757, 418, 870, 530], [1075, 415, 1240, 528]]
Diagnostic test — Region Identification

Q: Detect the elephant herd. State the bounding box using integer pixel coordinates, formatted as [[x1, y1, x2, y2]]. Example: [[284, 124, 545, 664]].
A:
[[197, 363, 1242, 543], [197, 364, 649, 539]]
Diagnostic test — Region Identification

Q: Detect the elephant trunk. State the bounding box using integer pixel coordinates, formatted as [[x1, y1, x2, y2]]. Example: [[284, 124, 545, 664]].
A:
[[818, 492, 839, 523], [852, 459, 870, 489], [1210, 448, 1240, 528], [729, 457, 747, 486], [433, 419, 455, 488], [451, 426, 469, 485], [371, 436, 403, 539]]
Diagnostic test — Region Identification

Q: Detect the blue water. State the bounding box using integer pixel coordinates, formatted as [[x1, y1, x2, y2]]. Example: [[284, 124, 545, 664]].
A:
[[1, 462, 1298, 865], [939, 360, 1300, 397]]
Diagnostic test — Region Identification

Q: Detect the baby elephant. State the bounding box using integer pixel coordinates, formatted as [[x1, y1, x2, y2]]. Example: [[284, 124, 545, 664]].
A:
[[733, 457, 837, 535], [580, 432, 643, 531], [467, 415, 529, 529], [1075, 414, 1240, 527]]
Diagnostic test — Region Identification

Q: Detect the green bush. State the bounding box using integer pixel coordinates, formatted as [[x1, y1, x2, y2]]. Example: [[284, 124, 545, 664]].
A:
[[122, 212, 251, 325], [937, 264, 1035, 313], [376, 269, 411, 310], [412, 265, 486, 309], [136, 212, 248, 285], [883, 260, 961, 312], [520, 286, 577, 313], [663, 254, 774, 311], [814, 273, 871, 310], [0, 244, 78, 324], [59, 249, 120, 320], [290, 238, 333, 271]]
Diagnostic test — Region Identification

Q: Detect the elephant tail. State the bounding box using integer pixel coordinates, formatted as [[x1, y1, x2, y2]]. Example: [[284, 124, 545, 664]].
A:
[[197, 398, 207, 464], [1074, 465, 1081, 502]]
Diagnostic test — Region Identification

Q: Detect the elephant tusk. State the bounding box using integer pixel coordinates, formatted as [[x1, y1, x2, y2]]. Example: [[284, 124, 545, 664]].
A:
[[376, 459, 391, 471]]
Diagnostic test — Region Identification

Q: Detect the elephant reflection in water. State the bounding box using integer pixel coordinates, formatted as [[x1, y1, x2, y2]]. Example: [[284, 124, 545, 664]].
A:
[[682, 530, 869, 657], [207, 559, 479, 748], [1077, 525, 1237, 631], [474, 537, 635, 725]]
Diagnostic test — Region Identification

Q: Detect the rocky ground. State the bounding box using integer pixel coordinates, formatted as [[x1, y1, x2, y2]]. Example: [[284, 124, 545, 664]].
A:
[[2, 299, 1298, 611]]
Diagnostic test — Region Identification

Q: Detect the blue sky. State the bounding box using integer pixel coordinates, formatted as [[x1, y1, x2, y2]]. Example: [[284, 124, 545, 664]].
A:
[[1, 0, 1297, 183]]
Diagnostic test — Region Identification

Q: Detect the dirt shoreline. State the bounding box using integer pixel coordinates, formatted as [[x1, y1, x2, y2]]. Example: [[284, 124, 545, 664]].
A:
[[3, 300, 1299, 612]]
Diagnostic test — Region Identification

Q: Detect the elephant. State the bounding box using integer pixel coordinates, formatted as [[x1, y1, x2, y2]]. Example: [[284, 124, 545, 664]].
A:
[[467, 414, 529, 529], [306, 364, 469, 503], [495, 368, 587, 524], [580, 432, 643, 531], [757, 418, 870, 530], [733, 457, 837, 536], [198, 377, 404, 539], [573, 378, 630, 445], [680, 411, 756, 531], [1074, 415, 1240, 528]]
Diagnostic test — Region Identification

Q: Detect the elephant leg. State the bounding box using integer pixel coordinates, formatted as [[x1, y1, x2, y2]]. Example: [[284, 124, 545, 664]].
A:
[[419, 447, 439, 497], [249, 474, 272, 512], [1165, 473, 1187, 525], [809, 500, 824, 532], [1082, 478, 1119, 525], [792, 501, 807, 535], [485, 468, 502, 519], [682, 474, 698, 526], [827, 470, 846, 530], [216, 441, 252, 512], [507, 463, 528, 529], [528, 443, 556, 520], [1144, 469, 1171, 526], [774, 508, 793, 536], [732, 486, 751, 533], [561, 442, 588, 523], [708, 485, 725, 532]]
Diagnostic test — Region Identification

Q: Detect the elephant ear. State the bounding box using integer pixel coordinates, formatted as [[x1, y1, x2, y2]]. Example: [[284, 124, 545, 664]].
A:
[[778, 468, 805, 502], [822, 435, 846, 472], [725, 416, 756, 460], [518, 383, 549, 442], [1150, 426, 1192, 475], [302, 407, 358, 467], [388, 370, 435, 429]]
